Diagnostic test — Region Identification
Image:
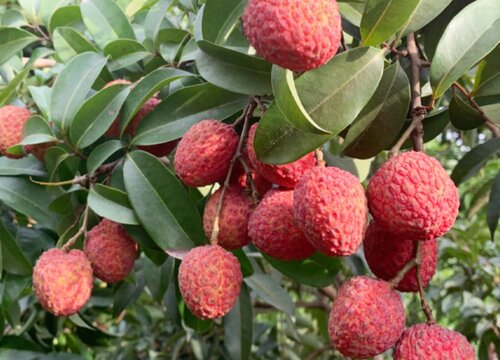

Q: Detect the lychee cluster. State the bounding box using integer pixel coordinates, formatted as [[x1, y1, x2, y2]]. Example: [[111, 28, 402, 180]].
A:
[[32, 218, 138, 316]]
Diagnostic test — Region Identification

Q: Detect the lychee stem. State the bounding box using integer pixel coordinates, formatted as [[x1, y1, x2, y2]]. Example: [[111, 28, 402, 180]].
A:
[[239, 157, 260, 204], [61, 205, 90, 252], [210, 99, 259, 245], [314, 148, 326, 167]]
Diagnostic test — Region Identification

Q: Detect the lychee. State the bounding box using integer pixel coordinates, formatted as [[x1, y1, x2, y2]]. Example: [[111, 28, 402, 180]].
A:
[[203, 185, 253, 250], [232, 167, 273, 198], [329, 276, 406, 359], [0, 105, 31, 158], [174, 120, 239, 187], [84, 219, 138, 284], [363, 221, 437, 292], [367, 151, 459, 240], [242, 0, 342, 71], [248, 189, 315, 260], [178, 245, 242, 319], [394, 323, 476, 360], [247, 123, 315, 188], [33, 248, 93, 316], [293, 166, 368, 256]]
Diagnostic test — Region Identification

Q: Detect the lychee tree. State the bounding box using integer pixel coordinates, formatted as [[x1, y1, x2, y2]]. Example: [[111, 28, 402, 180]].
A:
[[0, 0, 499, 359]]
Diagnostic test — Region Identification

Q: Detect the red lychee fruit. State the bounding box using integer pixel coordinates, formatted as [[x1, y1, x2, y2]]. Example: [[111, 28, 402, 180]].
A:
[[247, 123, 315, 189], [232, 168, 273, 198], [363, 221, 438, 292], [33, 248, 93, 316], [203, 185, 253, 250], [329, 276, 406, 359], [293, 166, 368, 256], [242, 0, 342, 71], [394, 323, 476, 360], [0, 105, 31, 158], [174, 120, 239, 187], [248, 189, 315, 260], [367, 151, 459, 241], [84, 219, 138, 284], [178, 245, 242, 319]]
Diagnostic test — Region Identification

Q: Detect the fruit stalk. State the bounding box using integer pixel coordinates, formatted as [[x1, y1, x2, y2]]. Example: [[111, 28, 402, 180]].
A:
[[62, 205, 90, 252]]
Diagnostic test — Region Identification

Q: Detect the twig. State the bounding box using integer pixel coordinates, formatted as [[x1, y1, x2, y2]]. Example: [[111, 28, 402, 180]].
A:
[[416, 241, 435, 324], [340, 33, 347, 52], [389, 241, 421, 287], [239, 157, 260, 204], [315, 148, 326, 167], [319, 286, 337, 301], [22, 57, 57, 69], [62, 205, 90, 252], [305, 345, 333, 360]]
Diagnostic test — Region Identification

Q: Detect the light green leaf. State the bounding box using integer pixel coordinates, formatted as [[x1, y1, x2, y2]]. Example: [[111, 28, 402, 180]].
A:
[[451, 138, 500, 185], [0, 27, 38, 66], [20, 115, 57, 145], [53, 27, 98, 63], [397, 0, 453, 37], [474, 45, 500, 97], [0, 157, 46, 177], [88, 184, 140, 225]]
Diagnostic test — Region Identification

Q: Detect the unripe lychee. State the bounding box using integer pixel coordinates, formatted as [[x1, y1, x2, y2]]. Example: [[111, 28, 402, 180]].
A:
[[248, 189, 315, 260], [178, 245, 242, 319], [329, 276, 406, 359], [84, 219, 138, 284], [33, 248, 93, 316], [363, 222, 437, 292], [394, 323, 476, 360], [242, 0, 342, 71], [367, 151, 459, 240], [203, 185, 253, 250], [175, 120, 239, 187], [0, 105, 31, 158], [294, 166, 368, 256], [247, 123, 315, 188]]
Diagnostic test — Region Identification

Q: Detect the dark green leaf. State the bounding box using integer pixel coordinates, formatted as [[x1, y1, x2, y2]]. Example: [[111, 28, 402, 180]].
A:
[[88, 184, 140, 225], [486, 171, 500, 240], [0, 27, 38, 66], [21, 115, 57, 145], [473, 45, 500, 97], [224, 283, 252, 360], [0, 220, 32, 276], [87, 140, 126, 174], [451, 138, 500, 185], [52, 27, 98, 63], [144, 0, 175, 47], [449, 93, 485, 130], [0, 157, 46, 177], [0, 67, 30, 107], [397, 0, 453, 37], [113, 274, 144, 317], [244, 274, 294, 315], [201, 0, 247, 46], [482, 104, 500, 126], [104, 39, 151, 71], [48, 5, 84, 34]]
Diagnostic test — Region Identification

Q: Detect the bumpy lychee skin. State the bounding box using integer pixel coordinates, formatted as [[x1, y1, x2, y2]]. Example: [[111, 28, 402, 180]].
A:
[[329, 276, 406, 359], [363, 222, 437, 292], [203, 186, 253, 250], [84, 219, 138, 284], [178, 245, 242, 319], [175, 120, 239, 187], [33, 248, 93, 316], [242, 0, 342, 71], [294, 166, 368, 256], [394, 324, 476, 360], [0, 105, 31, 158], [248, 189, 315, 260], [247, 123, 315, 188], [367, 151, 459, 241]]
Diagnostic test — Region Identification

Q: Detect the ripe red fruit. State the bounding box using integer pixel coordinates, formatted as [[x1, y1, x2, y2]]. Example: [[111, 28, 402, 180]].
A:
[[394, 323, 476, 360], [329, 276, 406, 359], [85, 219, 138, 284], [363, 221, 437, 292], [248, 189, 315, 260], [242, 0, 342, 71], [174, 120, 239, 187], [367, 151, 459, 240], [203, 185, 253, 250], [294, 166, 368, 256], [178, 245, 242, 319], [247, 123, 315, 188], [0, 105, 31, 158], [33, 248, 93, 316]]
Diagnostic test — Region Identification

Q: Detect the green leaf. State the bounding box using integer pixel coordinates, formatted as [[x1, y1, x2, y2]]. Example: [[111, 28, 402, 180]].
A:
[[0, 27, 38, 66], [119, 68, 193, 135], [133, 82, 248, 146], [48, 5, 84, 34], [473, 45, 500, 97], [201, 0, 247, 46], [451, 138, 500, 185], [113, 275, 144, 317], [1, 9, 28, 28], [38, 0, 73, 26], [224, 283, 252, 360], [360, 0, 419, 46], [0, 177, 59, 230], [0, 221, 32, 276], [0, 157, 46, 177], [123, 151, 205, 251], [104, 39, 151, 71], [272, 66, 329, 134], [87, 140, 126, 174], [81, 0, 136, 49], [396, 0, 453, 37], [481, 103, 500, 126], [245, 274, 294, 316], [343, 61, 411, 159], [20, 115, 57, 145], [70, 83, 131, 149], [88, 184, 140, 225], [28, 86, 51, 119], [195, 40, 273, 96], [50, 52, 108, 132], [449, 94, 485, 130], [430, 0, 500, 98], [53, 27, 98, 63], [144, 0, 175, 47], [487, 171, 500, 240], [158, 28, 190, 64]]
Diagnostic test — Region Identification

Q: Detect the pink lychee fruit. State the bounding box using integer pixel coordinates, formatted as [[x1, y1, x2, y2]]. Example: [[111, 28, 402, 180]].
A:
[[367, 151, 459, 240], [178, 245, 242, 319], [0, 105, 31, 158], [84, 219, 138, 284], [33, 248, 93, 316], [329, 276, 406, 359]]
